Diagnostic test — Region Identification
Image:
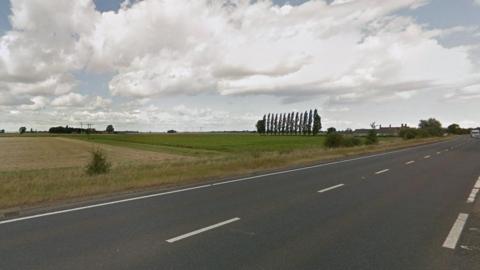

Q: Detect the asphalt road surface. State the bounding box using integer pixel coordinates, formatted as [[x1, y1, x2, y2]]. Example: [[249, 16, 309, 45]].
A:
[[1, 136, 480, 270]]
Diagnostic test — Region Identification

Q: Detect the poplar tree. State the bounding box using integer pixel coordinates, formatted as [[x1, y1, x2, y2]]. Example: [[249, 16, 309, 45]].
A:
[[295, 112, 299, 135], [307, 109, 313, 135], [286, 113, 291, 135], [263, 114, 266, 134], [313, 109, 321, 135], [274, 114, 278, 135], [289, 112, 293, 134], [266, 113, 270, 134], [303, 111, 308, 135], [299, 112, 303, 135], [270, 113, 275, 135]]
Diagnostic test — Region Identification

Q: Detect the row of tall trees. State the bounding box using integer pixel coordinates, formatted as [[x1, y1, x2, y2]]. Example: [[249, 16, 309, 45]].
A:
[[256, 109, 321, 135]]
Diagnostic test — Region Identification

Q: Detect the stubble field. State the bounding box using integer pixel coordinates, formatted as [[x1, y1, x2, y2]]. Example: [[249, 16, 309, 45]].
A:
[[0, 133, 449, 211]]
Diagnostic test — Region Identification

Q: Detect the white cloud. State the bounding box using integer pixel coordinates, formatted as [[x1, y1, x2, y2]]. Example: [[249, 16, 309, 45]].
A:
[[20, 96, 48, 110], [0, 0, 476, 103], [0, 0, 479, 131], [51, 93, 87, 107], [85, 0, 473, 103]]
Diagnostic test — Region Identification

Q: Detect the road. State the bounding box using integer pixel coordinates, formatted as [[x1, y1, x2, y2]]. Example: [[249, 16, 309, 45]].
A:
[[1, 136, 480, 269]]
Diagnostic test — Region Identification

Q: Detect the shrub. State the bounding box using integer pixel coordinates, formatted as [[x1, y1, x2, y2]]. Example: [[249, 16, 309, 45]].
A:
[[324, 133, 344, 148], [86, 148, 111, 175], [399, 127, 417, 140], [342, 136, 362, 147], [365, 129, 378, 145], [416, 128, 430, 138]]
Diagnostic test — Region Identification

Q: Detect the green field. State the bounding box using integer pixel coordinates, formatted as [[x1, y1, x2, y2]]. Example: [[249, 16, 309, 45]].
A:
[[0, 133, 450, 211], [72, 133, 329, 154]]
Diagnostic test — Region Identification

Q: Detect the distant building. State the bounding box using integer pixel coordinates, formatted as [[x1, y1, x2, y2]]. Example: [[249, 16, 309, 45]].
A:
[[352, 128, 371, 136], [354, 124, 408, 136]]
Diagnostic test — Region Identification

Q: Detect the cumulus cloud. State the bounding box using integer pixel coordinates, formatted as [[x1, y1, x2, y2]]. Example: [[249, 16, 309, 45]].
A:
[[92, 0, 475, 103], [1, 0, 477, 103], [0, 0, 479, 130], [51, 93, 87, 107]]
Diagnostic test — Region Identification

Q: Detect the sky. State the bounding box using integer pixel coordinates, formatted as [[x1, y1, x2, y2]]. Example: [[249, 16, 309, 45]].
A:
[[0, 0, 479, 132]]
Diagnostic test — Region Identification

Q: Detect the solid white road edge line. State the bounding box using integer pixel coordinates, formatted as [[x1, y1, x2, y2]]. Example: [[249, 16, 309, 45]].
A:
[[0, 139, 456, 225], [375, 169, 390, 175], [467, 188, 479, 203], [166, 217, 240, 243], [443, 213, 469, 249], [318, 184, 345, 193], [475, 177, 480, 189], [0, 184, 212, 225], [405, 160, 415, 165]]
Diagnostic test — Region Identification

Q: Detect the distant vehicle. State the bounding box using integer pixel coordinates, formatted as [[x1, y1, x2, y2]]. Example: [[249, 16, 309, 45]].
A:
[[471, 129, 480, 138]]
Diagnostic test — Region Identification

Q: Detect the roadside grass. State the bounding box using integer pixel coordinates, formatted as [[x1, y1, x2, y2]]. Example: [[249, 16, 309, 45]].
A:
[[0, 134, 450, 210]]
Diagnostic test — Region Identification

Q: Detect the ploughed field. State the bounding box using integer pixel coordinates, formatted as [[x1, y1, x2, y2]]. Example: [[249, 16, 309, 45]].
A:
[[0, 133, 445, 210]]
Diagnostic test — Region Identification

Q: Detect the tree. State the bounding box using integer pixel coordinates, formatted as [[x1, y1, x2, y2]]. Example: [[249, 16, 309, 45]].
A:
[[266, 113, 271, 134], [270, 113, 275, 134], [0, 129, 4, 134], [447, 123, 461, 134], [19, 127, 26, 134], [327, 127, 336, 134], [263, 114, 266, 133], [294, 112, 299, 135], [278, 114, 283, 134], [106, 125, 114, 133], [286, 113, 291, 134], [256, 119, 266, 134], [274, 114, 278, 135], [313, 109, 321, 135], [303, 111, 308, 135], [290, 112, 295, 134], [299, 112, 304, 134], [307, 109, 313, 135], [419, 118, 442, 136]]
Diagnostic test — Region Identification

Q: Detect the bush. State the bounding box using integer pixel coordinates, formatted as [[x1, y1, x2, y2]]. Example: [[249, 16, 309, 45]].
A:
[[399, 127, 417, 140], [86, 148, 111, 175], [324, 132, 344, 148], [342, 136, 362, 147], [365, 130, 378, 145]]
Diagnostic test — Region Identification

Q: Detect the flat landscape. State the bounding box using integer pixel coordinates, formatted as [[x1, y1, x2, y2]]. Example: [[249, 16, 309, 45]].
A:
[[0, 133, 448, 210]]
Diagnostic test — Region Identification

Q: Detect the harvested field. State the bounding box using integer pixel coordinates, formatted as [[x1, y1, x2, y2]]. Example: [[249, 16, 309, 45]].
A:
[[0, 133, 451, 210], [0, 137, 180, 171]]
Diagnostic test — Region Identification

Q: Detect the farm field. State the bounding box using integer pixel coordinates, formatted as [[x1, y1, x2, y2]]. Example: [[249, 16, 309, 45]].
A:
[[0, 133, 450, 211]]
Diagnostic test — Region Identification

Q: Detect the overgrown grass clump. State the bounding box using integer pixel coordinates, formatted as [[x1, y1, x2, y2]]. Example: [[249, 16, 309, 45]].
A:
[[86, 148, 111, 175]]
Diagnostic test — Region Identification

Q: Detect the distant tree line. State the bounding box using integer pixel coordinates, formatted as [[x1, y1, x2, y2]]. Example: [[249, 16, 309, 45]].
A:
[[48, 125, 115, 134], [49, 126, 96, 134], [256, 109, 322, 135]]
